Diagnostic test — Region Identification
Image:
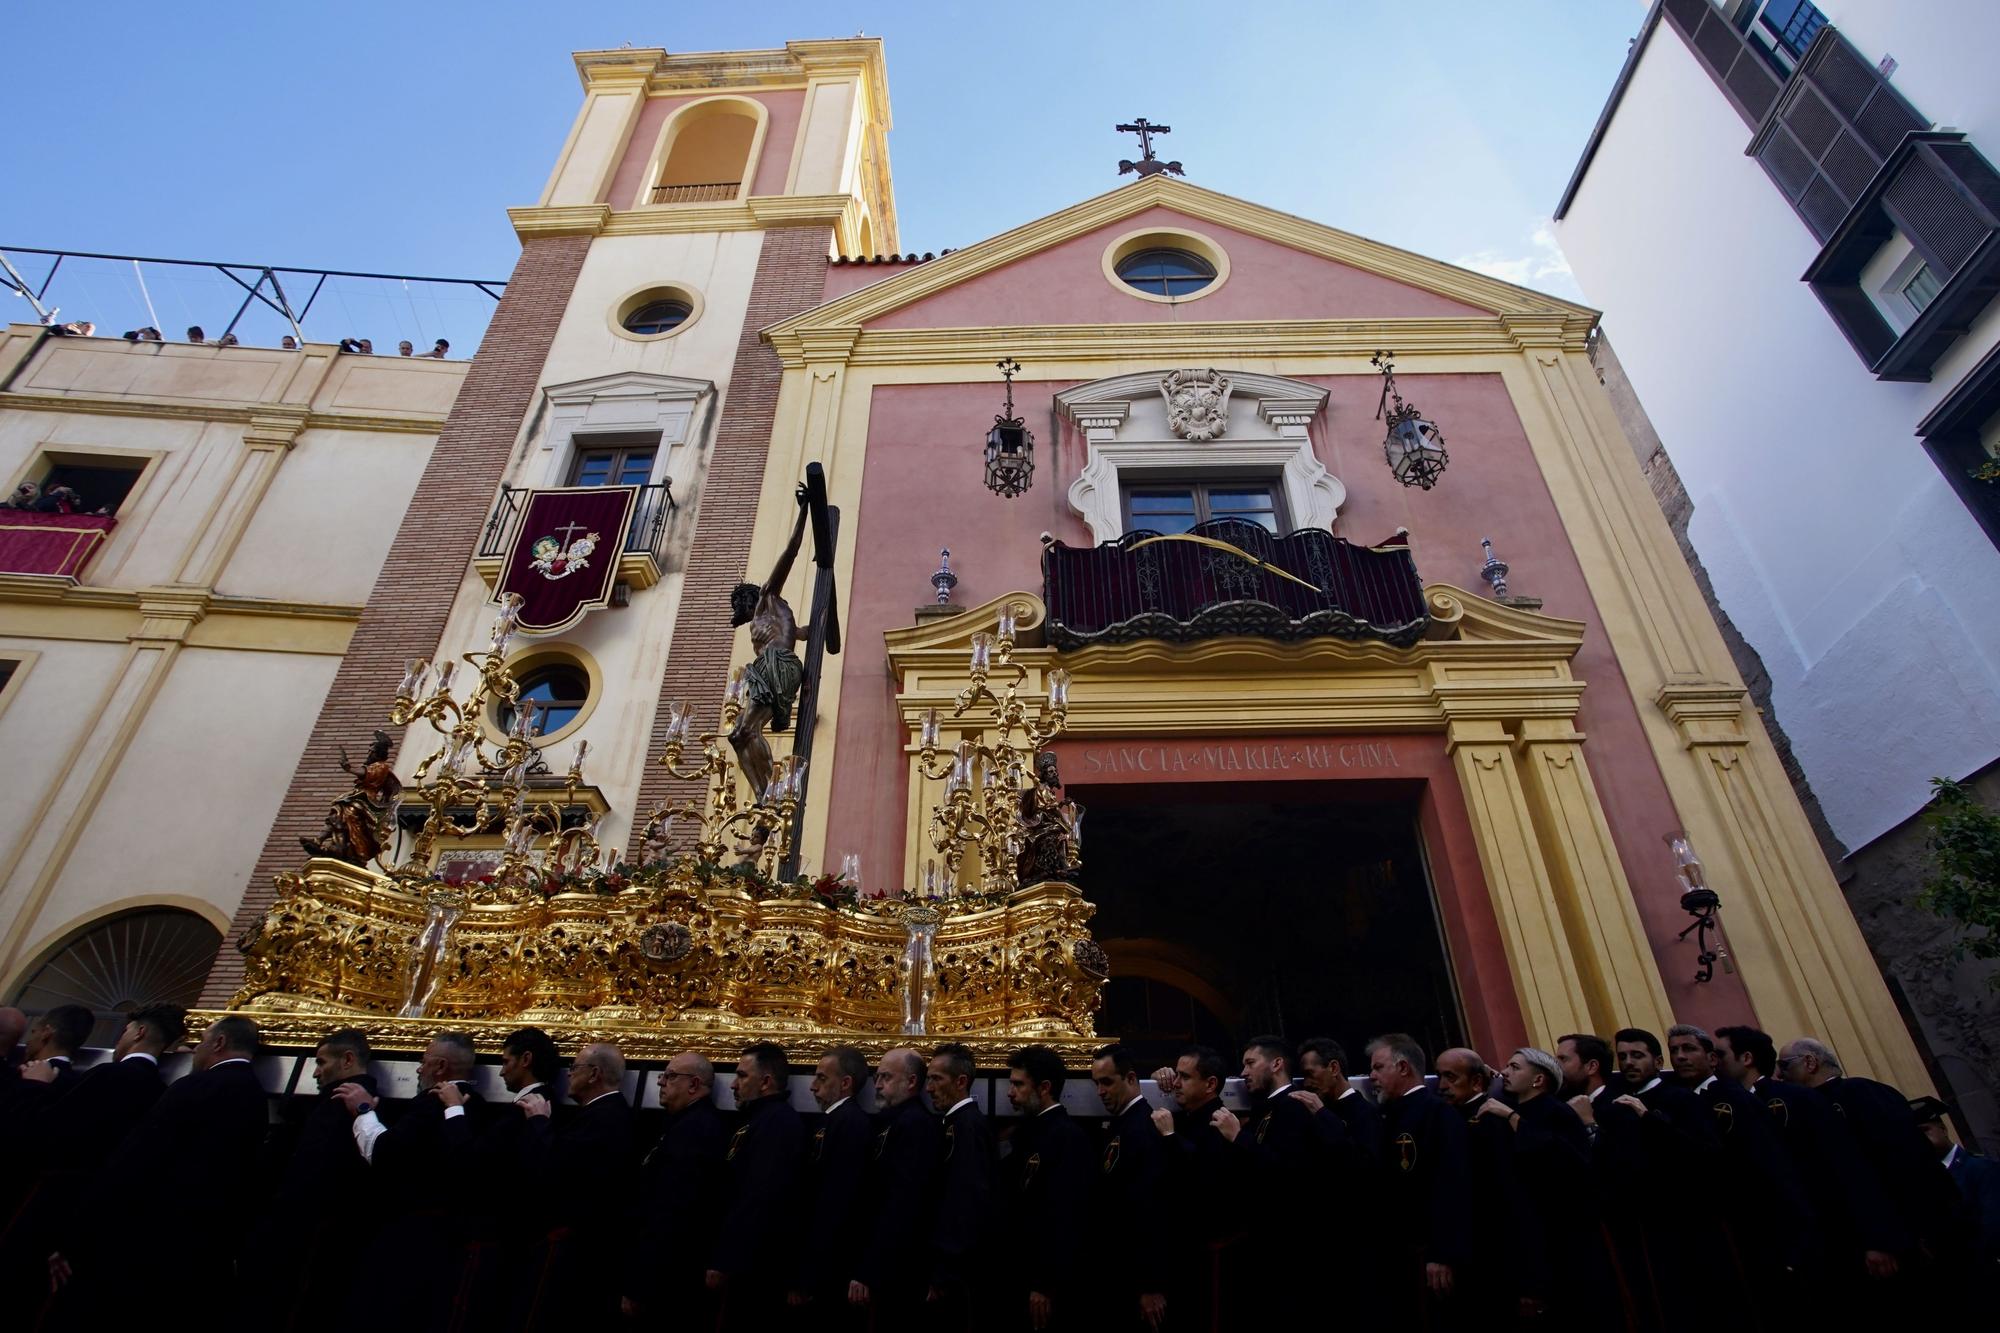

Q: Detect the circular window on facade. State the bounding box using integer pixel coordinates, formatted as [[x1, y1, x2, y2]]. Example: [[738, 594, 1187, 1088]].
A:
[[623, 298, 692, 336], [611, 284, 703, 341], [1115, 248, 1217, 298], [498, 661, 591, 738]]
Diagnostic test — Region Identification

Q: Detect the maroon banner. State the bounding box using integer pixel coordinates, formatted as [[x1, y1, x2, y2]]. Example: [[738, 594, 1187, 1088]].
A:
[[497, 486, 637, 634], [0, 511, 116, 579]]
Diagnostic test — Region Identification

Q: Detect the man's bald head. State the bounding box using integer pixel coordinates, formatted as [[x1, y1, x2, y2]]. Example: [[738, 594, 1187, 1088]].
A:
[[0, 1007, 25, 1053], [875, 1047, 924, 1107], [1433, 1047, 1491, 1108], [570, 1042, 626, 1103]]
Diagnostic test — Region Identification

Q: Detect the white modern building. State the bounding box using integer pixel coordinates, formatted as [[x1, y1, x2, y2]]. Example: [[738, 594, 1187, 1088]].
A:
[[1556, 0, 2000, 1135]]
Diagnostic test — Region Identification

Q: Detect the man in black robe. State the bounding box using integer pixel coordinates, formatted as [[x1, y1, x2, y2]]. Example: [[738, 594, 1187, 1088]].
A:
[[788, 1046, 871, 1325], [447, 1026, 563, 1328], [47, 1015, 268, 1323], [1369, 1032, 1470, 1312], [851, 1047, 941, 1332], [0, 1004, 183, 1299], [332, 1030, 487, 1330], [709, 1040, 803, 1331], [1, 1004, 91, 1126], [626, 1050, 728, 1328], [1298, 1035, 1382, 1164], [1557, 1032, 1647, 1324], [1720, 1024, 1904, 1306], [1781, 1036, 1973, 1311], [926, 1042, 992, 1329], [1087, 1042, 1168, 1329], [1148, 1044, 1236, 1327], [244, 1027, 379, 1330], [1434, 1046, 1527, 1319], [1001, 1044, 1091, 1331], [1614, 1026, 1728, 1324], [516, 1042, 637, 1331]]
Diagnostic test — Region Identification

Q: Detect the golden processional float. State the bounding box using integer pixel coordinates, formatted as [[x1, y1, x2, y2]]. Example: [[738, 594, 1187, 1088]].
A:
[[225, 593, 1106, 1061]]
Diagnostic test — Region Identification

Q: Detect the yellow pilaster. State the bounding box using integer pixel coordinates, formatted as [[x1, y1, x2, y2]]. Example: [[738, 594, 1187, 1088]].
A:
[[1513, 718, 1675, 1038], [1446, 718, 1594, 1046]]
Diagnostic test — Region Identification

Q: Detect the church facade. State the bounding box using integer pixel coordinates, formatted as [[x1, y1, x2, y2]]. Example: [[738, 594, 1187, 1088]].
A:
[[102, 37, 1933, 1092]]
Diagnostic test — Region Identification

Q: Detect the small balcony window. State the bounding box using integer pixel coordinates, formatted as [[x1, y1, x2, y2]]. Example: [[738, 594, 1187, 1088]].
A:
[[569, 443, 657, 488], [1121, 478, 1286, 534], [1902, 264, 1943, 316]]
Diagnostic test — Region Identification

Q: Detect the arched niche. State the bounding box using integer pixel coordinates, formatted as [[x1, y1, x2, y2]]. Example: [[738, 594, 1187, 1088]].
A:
[[641, 96, 767, 206], [9, 905, 224, 1045]]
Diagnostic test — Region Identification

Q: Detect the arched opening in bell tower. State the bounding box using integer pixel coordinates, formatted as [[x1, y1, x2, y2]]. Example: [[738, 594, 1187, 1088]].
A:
[[652, 99, 761, 204]]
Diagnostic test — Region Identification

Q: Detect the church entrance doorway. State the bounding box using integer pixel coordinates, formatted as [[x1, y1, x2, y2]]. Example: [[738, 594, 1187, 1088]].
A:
[[1074, 779, 1466, 1071]]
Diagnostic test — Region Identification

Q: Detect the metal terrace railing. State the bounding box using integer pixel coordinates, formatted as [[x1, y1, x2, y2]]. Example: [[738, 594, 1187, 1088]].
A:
[[478, 482, 675, 564], [650, 181, 741, 204], [0, 245, 507, 356]]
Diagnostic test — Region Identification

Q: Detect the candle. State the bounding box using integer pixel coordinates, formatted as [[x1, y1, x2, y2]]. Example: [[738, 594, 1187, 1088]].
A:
[[841, 852, 862, 885], [996, 606, 1017, 642], [1046, 668, 1071, 708], [969, 632, 991, 675], [398, 658, 426, 697], [919, 707, 941, 750]]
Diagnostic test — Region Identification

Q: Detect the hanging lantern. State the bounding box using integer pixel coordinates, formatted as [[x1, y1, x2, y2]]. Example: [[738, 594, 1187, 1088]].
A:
[[1667, 831, 1723, 984], [984, 357, 1035, 498], [1372, 351, 1449, 490]]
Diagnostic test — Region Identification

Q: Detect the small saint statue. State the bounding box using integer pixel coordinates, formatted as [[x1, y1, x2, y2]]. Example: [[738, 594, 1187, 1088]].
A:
[[301, 730, 403, 866], [727, 487, 813, 846], [1016, 751, 1084, 884]]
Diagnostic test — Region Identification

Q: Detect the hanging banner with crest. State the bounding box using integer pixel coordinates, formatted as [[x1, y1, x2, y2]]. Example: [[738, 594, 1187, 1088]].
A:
[[496, 486, 637, 635]]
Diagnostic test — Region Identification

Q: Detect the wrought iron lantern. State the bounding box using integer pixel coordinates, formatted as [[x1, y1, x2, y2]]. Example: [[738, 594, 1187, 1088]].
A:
[[1372, 351, 1449, 490], [984, 357, 1035, 498], [1667, 831, 1723, 983]]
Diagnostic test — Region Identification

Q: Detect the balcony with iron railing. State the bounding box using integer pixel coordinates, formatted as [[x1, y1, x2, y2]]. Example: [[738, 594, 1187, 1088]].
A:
[[650, 182, 741, 205], [472, 481, 675, 593], [1040, 518, 1430, 652]]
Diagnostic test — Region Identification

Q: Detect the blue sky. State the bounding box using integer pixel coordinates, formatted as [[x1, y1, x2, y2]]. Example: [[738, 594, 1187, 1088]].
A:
[[2, 1, 1644, 339]]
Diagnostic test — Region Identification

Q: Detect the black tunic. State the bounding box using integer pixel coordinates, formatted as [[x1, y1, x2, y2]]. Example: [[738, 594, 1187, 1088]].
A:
[[856, 1093, 943, 1320], [710, 1091, 805, 1306], [1095, 1095, 1169, 1315], [1000, 1104, 1092, 1326], [1381, 1085, 1473, 1278], [932, 1098, 995, 1291], [794, 1096, 871, 1301]]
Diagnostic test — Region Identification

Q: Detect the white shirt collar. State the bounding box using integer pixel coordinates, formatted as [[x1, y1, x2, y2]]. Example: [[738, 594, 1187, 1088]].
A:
[[213, 1057, 251, 1068], [1638, 1077, 1661, 1094], [1037, 1102, 1062, 1115], [1589, 1083, 1608, 1101], [121, 1052, 159, 1065], [1696, 1075, 1717, 1093], [516, 1082, 543, 1099], [1336, 1085, 1357, 1100], [825, 1095, 851, 1114], [948, 1096, 976, 1116], [1400, 1083, 1425, 1097], [1943, 1143, 1961, 1169], [1116, 1093, 1146, 1116], [580, 1087, 620, 1106]]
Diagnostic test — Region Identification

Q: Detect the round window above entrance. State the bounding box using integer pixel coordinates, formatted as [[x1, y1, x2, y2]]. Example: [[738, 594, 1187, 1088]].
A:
[[497, 661, 590, 738], [1115, 248, 1216, 298], [610, 284, 705, 342], [622, 298, 692, 336]]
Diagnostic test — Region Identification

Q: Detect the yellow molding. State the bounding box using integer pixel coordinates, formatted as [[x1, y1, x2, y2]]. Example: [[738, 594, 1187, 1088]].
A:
[[0, 582, 359, 654], [0, 393, 451, 435], [508, 203, 614, 239], [471, 551, 662, 592], [769, 316, 1589, 370], [765, 175, 1596, 341]]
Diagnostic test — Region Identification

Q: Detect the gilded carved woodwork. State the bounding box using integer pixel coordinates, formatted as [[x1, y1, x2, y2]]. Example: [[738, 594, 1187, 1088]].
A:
[[229, 858, 1103, 1058]]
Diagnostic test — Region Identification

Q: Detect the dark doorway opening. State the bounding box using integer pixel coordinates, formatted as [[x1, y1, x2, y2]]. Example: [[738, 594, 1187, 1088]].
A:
[[1075, 780, 1466, 1071]]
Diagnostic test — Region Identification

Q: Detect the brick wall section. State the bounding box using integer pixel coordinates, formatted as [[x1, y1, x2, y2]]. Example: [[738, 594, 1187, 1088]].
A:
[[200, 235, 593, 1007], [626, 225, 834, 853]]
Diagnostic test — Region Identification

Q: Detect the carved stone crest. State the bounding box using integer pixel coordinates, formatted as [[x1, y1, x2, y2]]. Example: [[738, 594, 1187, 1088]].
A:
[[1160, 368, 1232, 441]]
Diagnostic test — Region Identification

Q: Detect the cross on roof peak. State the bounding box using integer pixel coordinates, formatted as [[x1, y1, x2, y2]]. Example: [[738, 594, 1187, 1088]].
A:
[[1116, 118, 1184, 179]]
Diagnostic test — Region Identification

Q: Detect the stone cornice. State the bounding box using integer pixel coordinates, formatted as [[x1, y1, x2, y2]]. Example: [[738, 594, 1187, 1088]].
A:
[[770, 316, 1587, 370], [508, 203, 613, 239], [515, 195, 857, 242], [0, 392, 450, 435]]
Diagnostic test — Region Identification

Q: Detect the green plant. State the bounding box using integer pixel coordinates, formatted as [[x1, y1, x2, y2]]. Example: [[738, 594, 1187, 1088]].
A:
[[1918, 777, 2000, 984]]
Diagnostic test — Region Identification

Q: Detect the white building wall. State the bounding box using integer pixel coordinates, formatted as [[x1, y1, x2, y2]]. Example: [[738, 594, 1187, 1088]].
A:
[[1554, 10, 2000, 849]]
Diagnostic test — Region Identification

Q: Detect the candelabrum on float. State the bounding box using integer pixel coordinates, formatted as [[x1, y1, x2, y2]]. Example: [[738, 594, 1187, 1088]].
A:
[[636, 669, 807, 882], [386, 592, 608, 898], [914, 600, 1073, 898]]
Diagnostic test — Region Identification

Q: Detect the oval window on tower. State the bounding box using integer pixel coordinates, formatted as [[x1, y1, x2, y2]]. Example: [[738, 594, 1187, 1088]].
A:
[[622, 298, 693, 336]]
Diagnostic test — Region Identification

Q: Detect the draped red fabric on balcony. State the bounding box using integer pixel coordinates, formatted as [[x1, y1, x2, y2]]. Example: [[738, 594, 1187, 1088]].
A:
[[0, 511, 116, 579]]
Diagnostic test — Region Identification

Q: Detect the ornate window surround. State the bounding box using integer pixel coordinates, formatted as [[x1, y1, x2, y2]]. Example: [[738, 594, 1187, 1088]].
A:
[[535, 372, 714, 490], [1056, 369, 1341, 544]]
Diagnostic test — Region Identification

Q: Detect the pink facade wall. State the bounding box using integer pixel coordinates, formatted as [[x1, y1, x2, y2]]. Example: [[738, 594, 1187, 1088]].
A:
[[865, 205, 1490, 329], [603, 89, 806, 207], [824, 368, 1757, 1033], [823, 260, 927, 300]]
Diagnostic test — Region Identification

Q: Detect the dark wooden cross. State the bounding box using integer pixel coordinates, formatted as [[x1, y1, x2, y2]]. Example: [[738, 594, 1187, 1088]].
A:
[[1117, 118, 1184, 178], [780, 460, 842, 879], [553, 519, 588, 548]]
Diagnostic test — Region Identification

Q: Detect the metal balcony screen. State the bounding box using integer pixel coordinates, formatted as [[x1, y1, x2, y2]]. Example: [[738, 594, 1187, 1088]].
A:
[[1041, 518, 1429, 651]]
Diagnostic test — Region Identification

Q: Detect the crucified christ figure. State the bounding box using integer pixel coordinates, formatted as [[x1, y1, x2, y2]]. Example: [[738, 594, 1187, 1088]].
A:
[[727, 486, 812, 848]]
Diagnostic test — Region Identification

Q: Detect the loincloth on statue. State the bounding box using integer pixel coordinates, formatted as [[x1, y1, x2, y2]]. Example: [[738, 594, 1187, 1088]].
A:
[[742, 642, 804, 731]]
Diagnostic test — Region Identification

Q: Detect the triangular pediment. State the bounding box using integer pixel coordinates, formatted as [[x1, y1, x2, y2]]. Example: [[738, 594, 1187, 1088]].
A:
[[543, 371, 713, 404], [769, 176, 1594, 343]]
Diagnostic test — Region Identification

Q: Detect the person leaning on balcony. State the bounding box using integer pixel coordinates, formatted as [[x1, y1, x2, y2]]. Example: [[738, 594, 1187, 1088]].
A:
[[3, 482, 37, 510], [425, 337, 449, 357], [397, 339, 413, 356], [185, 325, 204, 343]]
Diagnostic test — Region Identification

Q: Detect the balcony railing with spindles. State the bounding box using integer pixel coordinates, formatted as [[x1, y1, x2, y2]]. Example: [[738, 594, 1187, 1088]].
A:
[[650, 181, 741, 204]]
